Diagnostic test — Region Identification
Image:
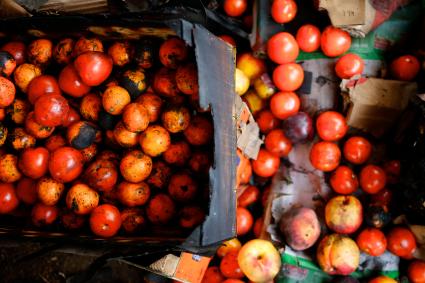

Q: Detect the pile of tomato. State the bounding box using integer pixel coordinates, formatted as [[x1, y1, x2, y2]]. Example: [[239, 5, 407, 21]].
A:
[[199, 0, 425, 283], [0, 35, 215, 238]]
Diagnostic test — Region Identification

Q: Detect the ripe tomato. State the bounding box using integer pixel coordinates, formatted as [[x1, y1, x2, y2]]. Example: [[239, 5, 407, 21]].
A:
[[321, 26, 351, 57], [146, 193, 176, 224], [296, 24, 321, 53], [273, 63, 304, 91], [16, 177, 38, 205], [0, 77, 16, 108], [236, 207, 253, 236], [89, 204, 121, 237], [335, 53, 364, 79], [252, 148, 280, 178], [408, 260, 425, 283], [256, 109, 279, 134], [330, 165, 358, 194], [45, 134, 66, 152], [168, 173, 198, 203], [74, 51, 113, 86], [238, 185, 260, 207], [117, 181, 150, 207], [271, 0, 297, 24], [49, 147, 84, 183], [63, 107, 81, 128], [265, 129, 293, 157], [84, 159, 118, 192], [58, 64, 91, 97], [202, 266, 225, 283], [269, 91, 300, 120], [390, 55, 420, 81], [220, 250, 244, 279], [27, 75, 61, 104], [356, 228, 387, 256], [383, 160, 400, 185], [316, 111, 348, 142], [267, 32, 299, 65], [386, 227, 417, 259], [0, 183, 19, 214], [18, 147, 49, 179], [217, 238, 242, 258], [310, 141, 341, 172], [31, 203, 59, 227], [343, 136, 372, 165], [359, 165, 386, 194], [34, 94, 70, 127], [66, 183, 99, 215], [223, 0, 247, 17]]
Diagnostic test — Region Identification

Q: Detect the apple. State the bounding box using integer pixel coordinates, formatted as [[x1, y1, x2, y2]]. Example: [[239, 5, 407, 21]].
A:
[[325, 195, 362, 234], [236, 53, 266, 81], [235, 68, 250, 96], [243, 90, 266, 115], [237, 239, 281, 282]]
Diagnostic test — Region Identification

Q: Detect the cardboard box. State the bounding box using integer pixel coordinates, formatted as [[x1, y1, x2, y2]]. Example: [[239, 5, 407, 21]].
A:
[[0, 11, 238, 281]]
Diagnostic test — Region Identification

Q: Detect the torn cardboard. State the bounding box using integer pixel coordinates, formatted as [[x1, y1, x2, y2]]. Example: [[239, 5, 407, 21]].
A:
[[344, 78, 417, 137], [235, 95, 262, 160], [318, 0, 413, 37]]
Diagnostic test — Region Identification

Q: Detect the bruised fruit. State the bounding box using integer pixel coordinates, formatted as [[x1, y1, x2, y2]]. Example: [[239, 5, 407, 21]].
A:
[[117, 181, 150, 207], [0, 51, 16, 77], [159, 37, 188, 68], [122, 103, 149, 132], [67, 121, 97, 149], [136, 93, 163, 122], [89, 204, 121, 238], [176, 63, 198, 95], [31, 203, 58, 227], [1, 41, 26, 65], [168, 172, 198, 203], [146, 193, 176, 224], [121, 208, 145, 234], [66, 183, 99, 215], [153, 67, 179, 97], [84, 159, 118, 192], [53, 38, 74, 65], [121, 68, 148, 99], [139, 125, 171, 157], [279, 207, 320, 251], [161, 105, 191, 133], [179, 205, 205, 228], [108, 41, 133, 67], [183, 115, 213, 146], [0, 154, 22, 183], [36, 177, 65, 206], [325, 195, 362, 234], [317, 234, 360, 275], [27, 39, 53, 67], [119, 150, 152, 183], [113, 121, 139, 148], [0, 77, 15, 108], [13, 63, 41, 93], [147, 160, 172, 189], [0, 183, 19, 213], [102, 85, 131, 115], [73, 37, 103, 57]]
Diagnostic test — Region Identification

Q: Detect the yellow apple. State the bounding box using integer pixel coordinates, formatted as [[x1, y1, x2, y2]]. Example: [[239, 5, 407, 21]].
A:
[[235, 68, 250, 96], [236, 53, 267, 81], [242, 90, 265, 115], [237, 239, 281, 282]]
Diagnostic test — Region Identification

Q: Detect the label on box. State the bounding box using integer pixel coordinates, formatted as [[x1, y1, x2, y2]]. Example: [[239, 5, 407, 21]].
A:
[[174, 252, 211, 283], [319, 0, 366, 26]]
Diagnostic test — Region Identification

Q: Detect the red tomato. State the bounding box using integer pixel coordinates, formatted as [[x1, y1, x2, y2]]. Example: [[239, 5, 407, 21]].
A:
[[356, 228, 387, 256], [90, 204, 121, 237], [387, 227, 417, 259], [360, 165, 386, 194], [236, 207, 253, 236], [237, 185, 260, 207], [335, 53, 364, 79], [18, 147, 49, 179], [74, 51, 113, 86], [390, 55, 420, 81], [310, 141, 341, 172], [267, 32, 299, 64], [31, 203, 59, 227], [265, 129, 293, 157], [252, 148, 280, 178], [223, 0, 247, 17], [269, 91, 300, 120], [62, 107, 81, 128], [27, 75, 61, 104], [273, 63, 304, 91], [220, 250, 244, 279], [296, 24, 321, 53], [218, 35, 236, 47], [58, 64, 91, 97], [321, 26, 351, 57], [316, 111, 348, 142], [34, 94, 70, 127], [330, 165, 358, 194], [383, 160, 401, 184], [343, 136, 372, 165], [271, 0, 297, 24], [408, 260, 425, 283], [0, 183, 19, 214], [49, 147, 84, 183], [202, 266, 225, 283], [16, 177, 38, 205], [256, 109, 279, 134]]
